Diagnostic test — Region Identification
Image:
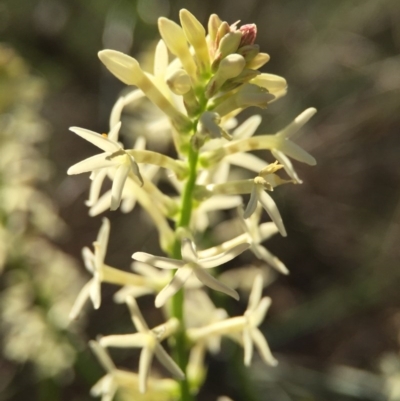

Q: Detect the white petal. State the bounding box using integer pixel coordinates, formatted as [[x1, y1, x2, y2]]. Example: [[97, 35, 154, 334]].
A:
[[113, 286, 153, 303], [212, 161, 230, 184], [200, 243, 249, 269], [251, 328, 278, 366], [131, 261, 163, 278], [276, 108, 317, 139], [243, 185, 258, 219], [243, 327, 253, 366], [154, 343, 185, 379], [138, 346, 154, 393], [120, 196, 136, 214], [90, 276, 101, 309], [69, 280, 92, 320], [259, 222, 279, 241], [99, 333, 147, 348], [279, 140, 316, 166], [200, 195, 242, 212], [252, 244, 289, 275], [126, 296, 149, 332], [82, 246, 95, 273], [193, 268, 239, 300], [155, 267, 192, 308], [258, 190, 287, 237], [128, 155, 143, 186], [247, 274, 263, 312], [89, 340, 116, 372], [181, 238, 197, 263], [111, 163, 130, 210], [251, 297, 272, 327], [67, 153, 118, 175], [97, 218, 110, 258], [89, 191, 112, 217], [226, 152, 268, 173], [233, 115, 262, 139], [69, 126, 121, 152], [86, 168, 108, 207], [132, 252, 185, 269], [134, 136, 147, 151], [271, 149, 302, 183]]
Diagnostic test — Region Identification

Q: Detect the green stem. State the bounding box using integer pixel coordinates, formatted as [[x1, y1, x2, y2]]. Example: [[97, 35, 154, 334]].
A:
[[170, 144, 199, 401]]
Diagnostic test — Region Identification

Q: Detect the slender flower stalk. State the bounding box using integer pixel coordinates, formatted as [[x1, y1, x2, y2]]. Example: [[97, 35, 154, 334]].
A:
[[67, 9, 317, 401]]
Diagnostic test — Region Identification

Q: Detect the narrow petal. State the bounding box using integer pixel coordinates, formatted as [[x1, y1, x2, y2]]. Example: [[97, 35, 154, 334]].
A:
[[89, 191, 112, 217], [271, 149, 302, 183], [121, 196, 137, 214], [259, 222, 279, 241], [69, 126, 120, 152], [258, 190, 287, 237], [113, 286, 153, 303], [181, 238, 197, 263], [276, 108, 317, 139], [233, 115, 262, 139], [126, 296, 149, 332], [243, 185, 259, 219], [251, 328, 278, 366], [226, 153, 268, 173], [247, 274, 263, 312], [99, 333, 147, 348], [128, 155, 143, 186], [279, 140, 316, 166], [200, 243, 250, 268], [67, 153, 118, 175], [243, 327, 253, 366], [82, 246, 95, 273], [193, 268, 239, 300], [138, 346, 154, 393], [200, 195, 242, 212], [154, 343, 185, 379], [97, 217, 110, 259], [69, 280, 92, 320], [132, 252, 184, 269], [252, 244, 289, 275], [111, 163, 130, 210], [155, 267, 193, 308], [89, 276, 101, 309], [251, 297, 272, 327], [86, 168, 108, 207], [89, 340, 116, 372]]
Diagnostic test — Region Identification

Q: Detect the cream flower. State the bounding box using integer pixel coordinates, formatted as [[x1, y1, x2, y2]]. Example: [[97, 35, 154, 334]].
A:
[[68, 122, 143, 210], [99, 297, 184, 393], [69, 218, 145, 319], [89, 340, 178, 401], [187, 275, 277, 367], [133, 238, 250, 307]]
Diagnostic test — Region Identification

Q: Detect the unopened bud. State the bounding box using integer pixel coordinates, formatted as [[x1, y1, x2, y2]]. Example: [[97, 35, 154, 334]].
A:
[[239, 24, 257, 47], [247, 52, 270, 69], [212, 31, 242, 71], [237, 44, 260, 62], [206, 54, 245, 98], [166, 69, 192, 95], [250, 73, 287, 94]]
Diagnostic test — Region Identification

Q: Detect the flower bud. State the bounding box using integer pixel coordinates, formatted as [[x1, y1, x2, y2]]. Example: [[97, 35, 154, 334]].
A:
[[180, 9, 210, 73], [247, 52, 270, 69], [206, 54, 246, 98], [237, 44, 260, 62], [250, 73, 287, 94], [212, 31, 242, 71], [166, 68, 192, 95], [239, 24, 257, 47]]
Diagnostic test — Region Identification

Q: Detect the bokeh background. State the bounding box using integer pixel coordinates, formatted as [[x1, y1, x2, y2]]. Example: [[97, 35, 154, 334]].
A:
[[1, 0, 400, 400]]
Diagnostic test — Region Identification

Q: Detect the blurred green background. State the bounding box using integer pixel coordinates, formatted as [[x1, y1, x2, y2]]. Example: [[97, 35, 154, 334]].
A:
[[1, 0, 400, 400]]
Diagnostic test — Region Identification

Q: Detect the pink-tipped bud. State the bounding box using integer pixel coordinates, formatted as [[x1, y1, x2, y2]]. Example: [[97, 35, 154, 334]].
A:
[[239, 24, 257, 47]]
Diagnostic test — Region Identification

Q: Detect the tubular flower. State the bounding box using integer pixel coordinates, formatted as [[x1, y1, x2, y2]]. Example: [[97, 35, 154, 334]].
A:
[[67, 122, 143, 211], [99, 297, 184, 393], [69, 218, 146, 320], [133, 238, 250, 307], [187, 275, 277, 367]]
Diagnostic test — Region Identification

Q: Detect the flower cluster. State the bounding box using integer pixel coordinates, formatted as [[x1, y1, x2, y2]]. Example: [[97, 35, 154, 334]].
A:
[[67, 10, 316, 401]]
